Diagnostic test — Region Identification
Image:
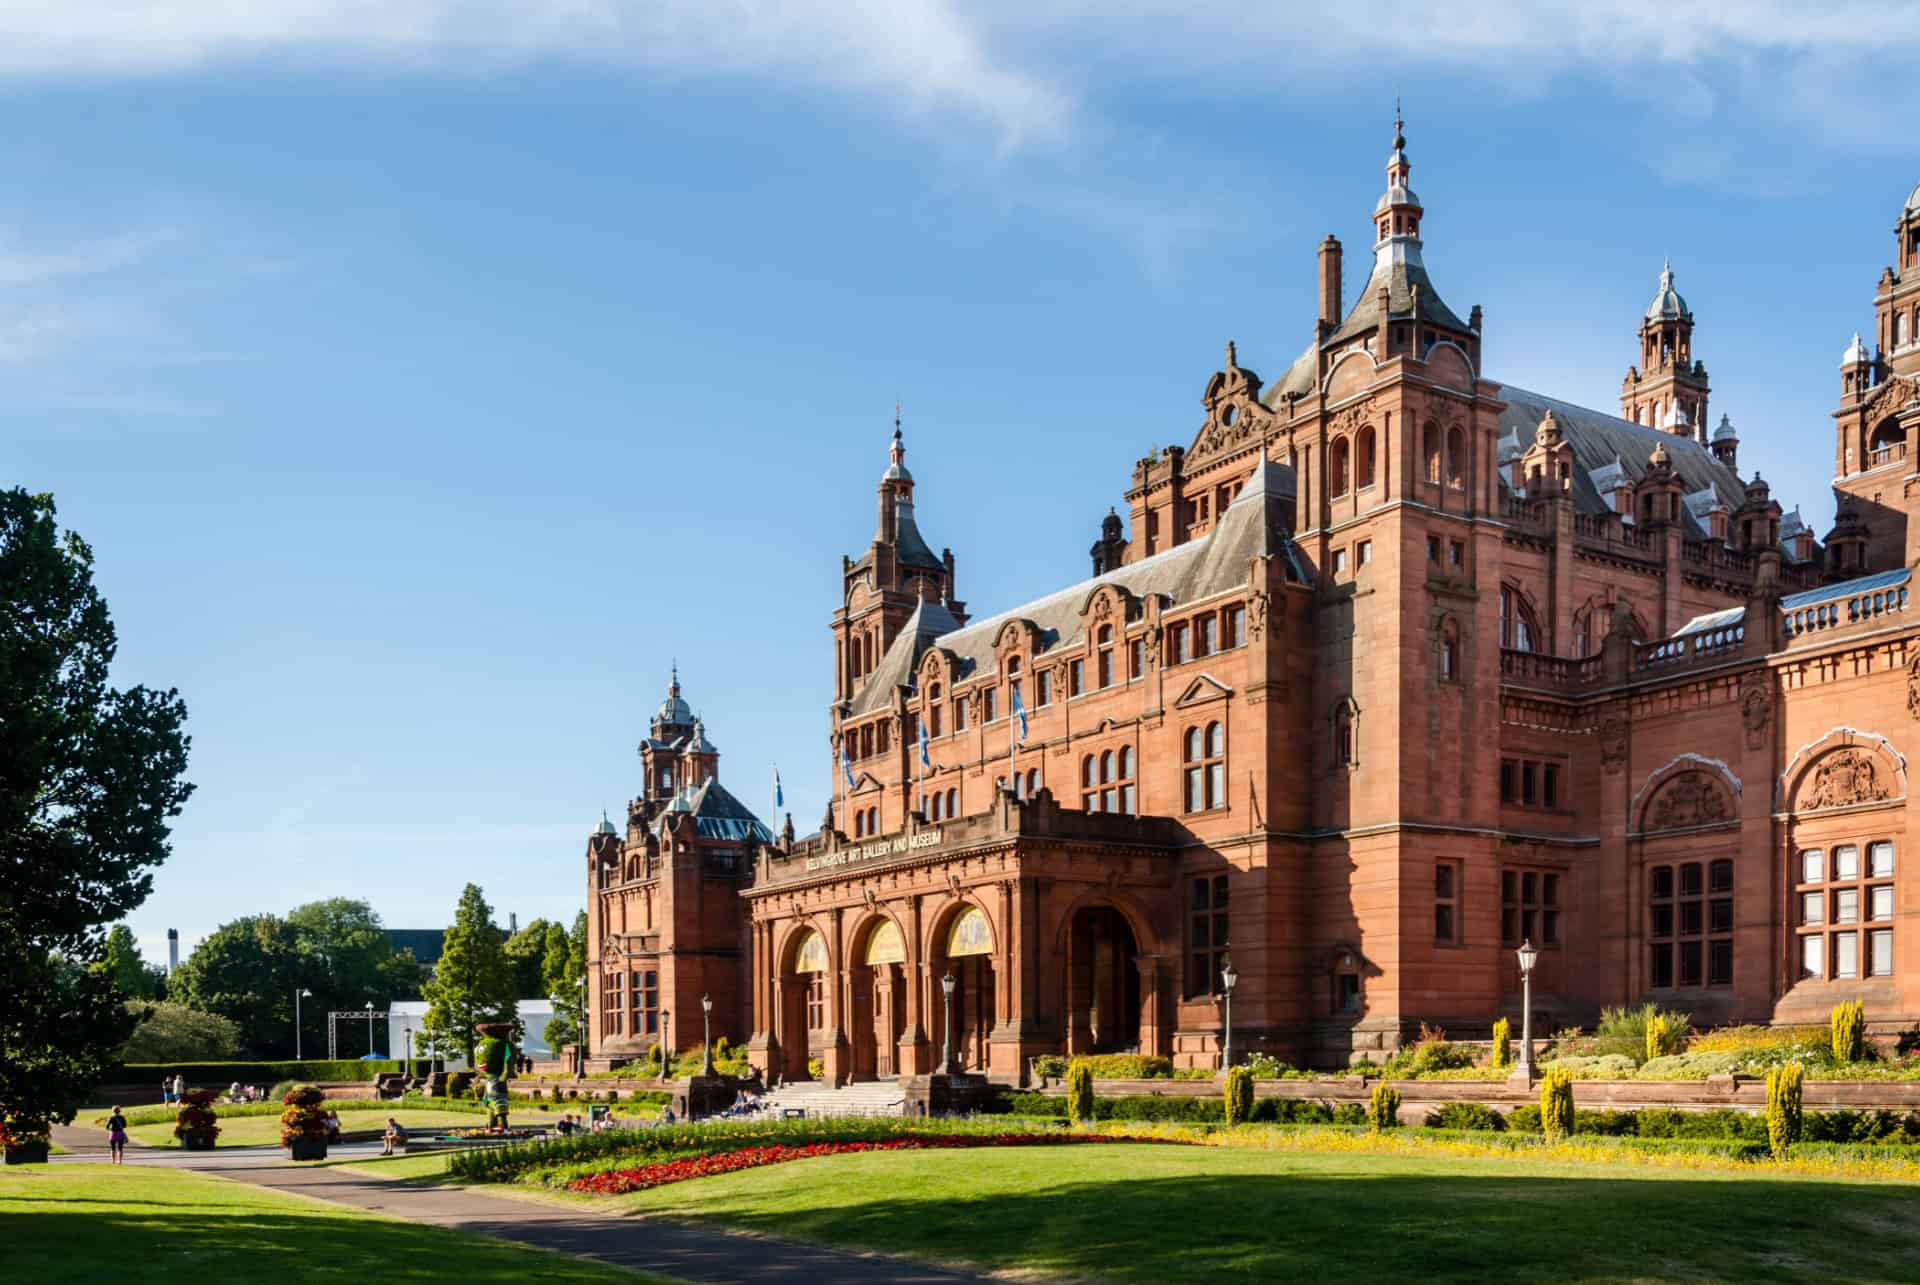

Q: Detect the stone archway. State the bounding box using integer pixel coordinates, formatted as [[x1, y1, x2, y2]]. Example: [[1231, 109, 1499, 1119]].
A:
[[1065, 905, 1142, 1054], [779, 926, 829, 1083], [849, 917, 906, 1081], [930, 903, 996, 1073]]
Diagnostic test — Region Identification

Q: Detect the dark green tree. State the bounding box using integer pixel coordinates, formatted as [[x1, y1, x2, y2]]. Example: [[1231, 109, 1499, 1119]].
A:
[[540, 912, 587, 1053], [169, 916, 310, 1056], [0, 488, 193, 1129], [118, 1001, 239, 1063], [503, 917, 552, 999], [97, 924, 162, 1001], [421, 884, 515, 1065], [286, 898, 425, 1039]]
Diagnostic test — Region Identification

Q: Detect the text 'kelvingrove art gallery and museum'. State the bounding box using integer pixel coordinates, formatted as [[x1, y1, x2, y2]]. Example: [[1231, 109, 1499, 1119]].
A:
[[582, 122, 1920, 1093]]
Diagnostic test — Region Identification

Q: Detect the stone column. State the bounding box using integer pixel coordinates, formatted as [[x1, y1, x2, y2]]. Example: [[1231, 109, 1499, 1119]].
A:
[[900, 894, 928, 1074], [1135, 955, 1166, 1058]]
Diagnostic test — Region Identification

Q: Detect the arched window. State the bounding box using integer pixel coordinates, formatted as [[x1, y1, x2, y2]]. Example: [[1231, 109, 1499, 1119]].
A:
[[1446, 426, 1466, 489], [1438, 618, 1460, 681], [1357, 426, 1377, 489], [1184, 723, 1225, 812], [1333, 701, 1357, 767], [1897, 311, 1910, 348], [1423, 422, 1441, 483], [1081, 755, 1096, 791], [1118, 746, 1136, 814], [1330, 437, 1351, 496], [1572, 608, 1593, 658], [1025, 767, 1039, 798], [1500, 585, 1541, 652], [853, 809, 863, 837], [930, 790, 943, 821], [869, 806, 880, 835], [1097, 625, 1114, 689], [946, 787, 958, 818]]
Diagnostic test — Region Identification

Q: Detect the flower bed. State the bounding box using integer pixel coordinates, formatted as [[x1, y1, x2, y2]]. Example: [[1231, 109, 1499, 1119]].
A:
[[567, 1132, 1172, 1195]]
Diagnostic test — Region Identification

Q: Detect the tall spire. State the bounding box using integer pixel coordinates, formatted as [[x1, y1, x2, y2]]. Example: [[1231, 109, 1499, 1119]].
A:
[[1374, 103, 1422, 248]]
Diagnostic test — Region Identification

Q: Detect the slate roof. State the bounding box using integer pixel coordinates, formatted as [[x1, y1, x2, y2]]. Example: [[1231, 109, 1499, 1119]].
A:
[[849, 461, 1304, 717], [1326, 241, 1471, 345], [650, 778, 773, 844], [1491, 384, 1748, 535], [1779, 567, 1911, 612]]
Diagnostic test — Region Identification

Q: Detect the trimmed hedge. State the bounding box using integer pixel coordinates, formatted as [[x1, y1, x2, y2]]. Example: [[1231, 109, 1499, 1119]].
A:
[[115, 1060, 432, 1085], [990, 1092, 1343, 1125]]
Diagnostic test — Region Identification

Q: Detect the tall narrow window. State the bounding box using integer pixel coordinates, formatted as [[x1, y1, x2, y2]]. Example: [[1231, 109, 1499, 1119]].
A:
[[1118, 746, 1136, 814], [1650, 860, 1731, 988], [1186, 875, 1230, 997], [1331, 437, 1351, 496], [1225, 606, 1246, 648], [1069, 659, 1085, 697], [1423, 422, 1441, 483], [1036, 669, 1053, 707], [1185, 723, 1225, 811], [928, 683, 943, 738], [1007, 656, 1022, 717], [1129, 636, 1145, 679], [1503, 869, 1562, 946], [1797, 839, 1893, 981], [1446, 426, 1466, 488], [983, 688, 997, 722], [946, 787, 958, 818], [953, 697, 967, 732], [1435, 861, 1460, 944], [1097, 625, 1114, 689], [1169, 623, 1189, 664], [1183, 728, 1204, 812], [1357, 426, 1377, 489], [1334, 702, 1356, 767], [639, 970, 659, 1035]]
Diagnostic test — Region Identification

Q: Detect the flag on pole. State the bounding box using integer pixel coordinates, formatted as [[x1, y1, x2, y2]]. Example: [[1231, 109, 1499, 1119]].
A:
[[772, 766, 783, 816], [842, 740, 856, 790], [1011, 686, 1028, 743], [918, 719, 931, 768]]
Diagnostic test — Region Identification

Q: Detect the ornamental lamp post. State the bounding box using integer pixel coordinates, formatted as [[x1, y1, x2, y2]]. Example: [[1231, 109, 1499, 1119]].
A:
[[661, 1010, 671, 1073], [1514, 939, 1540, 1082], [364, 1001, 376, 1059], [1219, 959, 1239, 1071], [294, 988, 312, 1060], [701, 992, 715, 1075], [940, 971, 959, 1075]]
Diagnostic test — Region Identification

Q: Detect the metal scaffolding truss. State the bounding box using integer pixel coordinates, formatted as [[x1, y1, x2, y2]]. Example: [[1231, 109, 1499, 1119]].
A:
[[327, 1010, 390, 1060]]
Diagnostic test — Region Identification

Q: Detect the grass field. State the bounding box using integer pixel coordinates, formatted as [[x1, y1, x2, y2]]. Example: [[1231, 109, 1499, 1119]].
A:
[[0, 1164, 658, 1283], [124, 1108, 499, 1148], [584, 1141, 1920, 1283]]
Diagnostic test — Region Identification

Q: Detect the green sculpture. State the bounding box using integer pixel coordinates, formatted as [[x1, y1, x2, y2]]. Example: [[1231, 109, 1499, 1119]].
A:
[[474, 1021, 516, 1130]]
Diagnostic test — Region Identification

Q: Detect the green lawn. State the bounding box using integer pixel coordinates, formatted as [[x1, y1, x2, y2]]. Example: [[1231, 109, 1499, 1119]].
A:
[[126, 1108, 496, 1148], [0, 1164, 658, 1283], [585, 1142, 1920, 1283]]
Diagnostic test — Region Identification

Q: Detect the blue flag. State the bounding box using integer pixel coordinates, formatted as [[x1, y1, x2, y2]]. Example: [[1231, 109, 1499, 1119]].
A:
[[773, 767, 784, 809], [1011, 686, 1028, 743], [918, 718, 931, 767], [842, 741, 855, 789]]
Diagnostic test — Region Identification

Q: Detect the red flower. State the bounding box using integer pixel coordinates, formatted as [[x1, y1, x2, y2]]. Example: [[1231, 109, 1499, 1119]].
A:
[[564, 1133, 1179, 1195]]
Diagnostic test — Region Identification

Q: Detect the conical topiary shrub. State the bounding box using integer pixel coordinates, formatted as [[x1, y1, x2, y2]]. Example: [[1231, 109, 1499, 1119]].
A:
[[279, 1084, 329, 1160], [174, 1089, 220, 1150]]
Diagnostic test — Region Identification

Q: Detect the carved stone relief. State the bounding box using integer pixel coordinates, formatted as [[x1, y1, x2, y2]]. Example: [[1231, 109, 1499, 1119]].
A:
[[1648, 772, 1732, 830], [1907, 652, 1920, 721], [1796, 749, 1893, 812], [1740, 671, 1771, 751], [1248, 589, 1270, 642]]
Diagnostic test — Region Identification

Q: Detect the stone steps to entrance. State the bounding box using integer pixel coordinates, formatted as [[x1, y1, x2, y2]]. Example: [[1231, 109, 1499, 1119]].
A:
[[759, 1080, 909, 1119]]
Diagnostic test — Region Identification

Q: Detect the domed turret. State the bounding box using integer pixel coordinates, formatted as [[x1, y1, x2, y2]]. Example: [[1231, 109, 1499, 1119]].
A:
[[1710, 413, 1739, 467], [1645, 258, 1690, 322], [655, 665, 693, 729], [595, 810, 618, 836]]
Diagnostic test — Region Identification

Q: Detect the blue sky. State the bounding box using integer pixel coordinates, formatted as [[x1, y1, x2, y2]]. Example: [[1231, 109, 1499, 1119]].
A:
[[7, 3, 1917, 969]]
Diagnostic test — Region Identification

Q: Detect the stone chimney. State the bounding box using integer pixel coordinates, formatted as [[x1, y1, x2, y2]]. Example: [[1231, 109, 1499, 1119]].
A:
[[1318, 235, 1343, 332]]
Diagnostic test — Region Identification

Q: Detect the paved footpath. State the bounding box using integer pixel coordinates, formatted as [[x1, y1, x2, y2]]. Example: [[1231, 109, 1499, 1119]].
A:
[[47, 1125, 984, 1285]]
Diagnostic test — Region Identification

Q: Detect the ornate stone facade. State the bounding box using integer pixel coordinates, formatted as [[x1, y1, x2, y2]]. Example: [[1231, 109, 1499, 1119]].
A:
[[582, 128, 1920, 1079]]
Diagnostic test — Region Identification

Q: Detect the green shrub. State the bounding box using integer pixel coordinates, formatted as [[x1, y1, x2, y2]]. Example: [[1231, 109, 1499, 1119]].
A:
[[806, 1057, 825, 1082], [1636, 1051, 1742, 1080], [1241, 1054, 1302, 1080], [1539, 1068, 1574, 1140], [994, 1091, 1069, 1118], [445, 1072, 473, 1099], [1029, 1055, 1069, 1081], [1066, 1060, 1095, 1126], [1171, 1067, 1214, 1081], [1331, 1102, 1367, 1126], [1540, 1054, 1638, 1079], [1831, 1000, 1867, 1064], [1507, 1104, 1542, 1133], [1645, 1013, 1675, 1062], [1382, 1025, 1476, 1079], [1766, 1062, 1804, 1159], [1368, 1082, 1400, 1132], [1686, 1024, 1826, 1057], [1224, 1066, 1253, 1126], [115, 1059, 412, 1086], [1491, 1017, 1511, 1070], [1423, 1102, 1504, 1132], [1069, 1054, 1174, 1079], [1572, 1109, 1637, 1137], [1105, 1095, 1223, 1123], [267, 1080, 297, 1104], [1593, 1003, 1689, 1063]]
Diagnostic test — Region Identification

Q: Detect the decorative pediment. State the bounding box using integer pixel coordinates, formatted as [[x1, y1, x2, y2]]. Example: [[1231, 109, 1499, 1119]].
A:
[[1174, 674, 1233, 707], [1188, 341, 1275, 466], [994, 618, 1039, 657], [1079, 583, 1137, 629], [1644, 771, 1735, 831], [1780, 727, 1908, 812], [1860, 374, 1920, 420], [850, 771, 885, 795]]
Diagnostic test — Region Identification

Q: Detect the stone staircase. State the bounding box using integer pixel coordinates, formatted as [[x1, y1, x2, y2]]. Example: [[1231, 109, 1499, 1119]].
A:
[[757, 1079, 908, 1119]]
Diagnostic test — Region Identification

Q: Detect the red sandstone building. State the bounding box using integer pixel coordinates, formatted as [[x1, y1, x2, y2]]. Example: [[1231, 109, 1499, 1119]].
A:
[[587, 123, 1920, 1082]]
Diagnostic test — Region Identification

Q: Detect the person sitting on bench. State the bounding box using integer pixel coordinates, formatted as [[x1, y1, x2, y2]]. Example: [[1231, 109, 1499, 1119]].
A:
[[382, 1119, 408, 1155]]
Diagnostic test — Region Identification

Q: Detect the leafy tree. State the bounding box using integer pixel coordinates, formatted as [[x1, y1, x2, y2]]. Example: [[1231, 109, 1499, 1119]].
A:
[[97, 924, 164, 1001], [0, 489, 193, 1129], [170, 916, 311, 1057], [421, 884, 516, 1066], [541, 912, 588, 1053], [285, 898, 425, 1041], [503, 917, 552, 999], [119, 1001, 239, 1063]]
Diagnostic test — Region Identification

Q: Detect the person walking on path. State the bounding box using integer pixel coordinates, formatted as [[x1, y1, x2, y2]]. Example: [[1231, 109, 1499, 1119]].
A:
[[171, 1073, 185, 1102], [106, 1108, 128, 1164], [160, 1078, 172, 1105]]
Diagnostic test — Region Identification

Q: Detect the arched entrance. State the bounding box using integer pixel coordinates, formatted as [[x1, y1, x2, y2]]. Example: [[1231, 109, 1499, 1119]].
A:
[[780, 928, 829, 1082], [933, 905, 996, 1072], [1066, 904, 1142, 1054], [851, 919, 906, 1080]]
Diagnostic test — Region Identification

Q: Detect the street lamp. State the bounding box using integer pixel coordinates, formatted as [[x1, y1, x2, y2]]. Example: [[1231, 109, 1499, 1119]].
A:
[[294, 988, 312, 1060], [1219, 959, 1239, 1071], [364, 1001, 375, 1059], [701, 993, 715, 1075], [577, 974, 588, 1078], [1513, 939, 1539, 1081], [661, 1010, 671, 1074], [939, 971, 959, 1075]]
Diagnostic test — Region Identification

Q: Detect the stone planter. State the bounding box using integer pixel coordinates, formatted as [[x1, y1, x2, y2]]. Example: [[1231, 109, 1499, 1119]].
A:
[[180, 1135, 216, 1151], [286, 1136, 328, 1161], [4, 1142, 49, 1165]]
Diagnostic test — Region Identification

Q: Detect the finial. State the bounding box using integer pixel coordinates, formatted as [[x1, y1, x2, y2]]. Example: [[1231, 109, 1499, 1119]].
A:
[[1225, 339, 1237, 369], [894, 400, 902, 436], [1392, 96, 1405, 151], [670, 659, 679, 696]]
